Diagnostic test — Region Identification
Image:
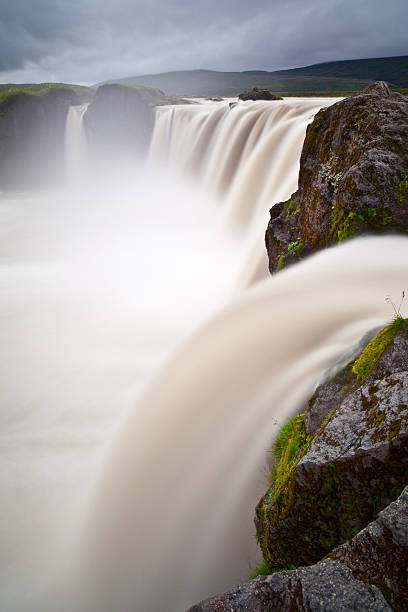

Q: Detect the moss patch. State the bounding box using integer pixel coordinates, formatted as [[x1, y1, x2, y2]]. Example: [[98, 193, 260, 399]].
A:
[[330, 205, 394, 243], [0, 83, 93, 106], [352, 317, 405, 380], [397, 171, 408, 203]]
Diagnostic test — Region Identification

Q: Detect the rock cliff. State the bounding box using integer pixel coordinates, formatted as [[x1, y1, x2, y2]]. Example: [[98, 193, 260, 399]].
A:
[[83, 83, 162, 160], [0, 86, 90, 189], [265, 82, 408, 273], [255, 318, 408, 572]]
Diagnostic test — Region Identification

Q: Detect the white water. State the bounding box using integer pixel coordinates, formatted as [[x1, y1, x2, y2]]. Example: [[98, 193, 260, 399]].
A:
[[150, 98, 341, 284], [65, 104, 89, 183], [1, 99, 407, 612]]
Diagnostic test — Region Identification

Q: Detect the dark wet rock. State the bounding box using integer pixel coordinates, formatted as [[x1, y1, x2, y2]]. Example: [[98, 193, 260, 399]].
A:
[[83, 83, 157, 159], [188, 488, 408, 612], [238, 87, 282, 101], [255, 319, 408, 572], [0, 87, 89, 189], [328, 487, 408, 609], [266, 81, 408, 273], [188, 558, 391, 611], [189, 483, 408, 611]]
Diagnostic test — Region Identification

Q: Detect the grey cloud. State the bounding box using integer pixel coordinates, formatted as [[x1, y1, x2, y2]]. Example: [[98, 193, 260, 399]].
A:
[[0, 0, 406, 84]]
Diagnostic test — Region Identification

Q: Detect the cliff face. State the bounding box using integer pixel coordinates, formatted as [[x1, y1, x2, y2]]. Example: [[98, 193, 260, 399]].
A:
[[266, 82, 408, 273], [0, 87, 90, 189], [83, 84, 159, 160]]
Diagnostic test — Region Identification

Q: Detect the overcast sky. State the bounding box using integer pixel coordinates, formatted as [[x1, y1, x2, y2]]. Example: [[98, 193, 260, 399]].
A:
[[0, 0, 406, 85]]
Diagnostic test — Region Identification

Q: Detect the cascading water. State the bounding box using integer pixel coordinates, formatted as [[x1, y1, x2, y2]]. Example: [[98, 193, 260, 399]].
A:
[[150, 98, 341, 283], [65, 103, 89, 183], [1, 98, 407, 612]]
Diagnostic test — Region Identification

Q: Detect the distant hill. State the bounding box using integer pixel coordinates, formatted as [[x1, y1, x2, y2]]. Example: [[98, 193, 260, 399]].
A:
[[99, 56, 408, 97]]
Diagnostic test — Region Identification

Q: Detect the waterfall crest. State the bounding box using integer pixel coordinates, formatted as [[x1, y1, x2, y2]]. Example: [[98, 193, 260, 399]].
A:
[[150, 98, 341, 283]]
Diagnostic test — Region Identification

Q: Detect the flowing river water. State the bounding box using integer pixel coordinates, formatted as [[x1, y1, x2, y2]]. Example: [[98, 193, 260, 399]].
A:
[[0, 98, 407, 611]]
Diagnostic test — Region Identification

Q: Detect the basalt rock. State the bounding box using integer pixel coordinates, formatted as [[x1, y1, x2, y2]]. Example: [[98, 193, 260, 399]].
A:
[[266, 82, 408, 273], [254, 318, 408, 574], [0, 87, 90, 189], [189, 322, 408, 611], [238, 87, 282, 101], [83, 83, 158, 160], [188, 487, 408, 611]]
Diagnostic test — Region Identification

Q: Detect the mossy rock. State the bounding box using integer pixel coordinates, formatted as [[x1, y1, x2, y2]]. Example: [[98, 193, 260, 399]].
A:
[[266, 82, 408, 274], [255, 319, 408, 571]]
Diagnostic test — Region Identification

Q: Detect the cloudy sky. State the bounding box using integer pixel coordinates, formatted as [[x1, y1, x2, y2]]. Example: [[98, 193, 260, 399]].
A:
[[0, 0, 407, 85]]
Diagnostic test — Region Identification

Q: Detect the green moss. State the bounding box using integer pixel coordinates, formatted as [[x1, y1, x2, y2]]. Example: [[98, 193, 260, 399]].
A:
[[396, 171, 408, 203], [388, 419, 401, 440], [270, 416, 306, 491], [352, 317, 405, 380], [256, 320, 408, 570], [287, 238, 303, 253], [331, 205, 394, 244], [0, 82, 93, 106], [337, 211, 357, 242], [248, 560, 272, 579], [277, 253, 286, 270], [248, 560, 297, 580]]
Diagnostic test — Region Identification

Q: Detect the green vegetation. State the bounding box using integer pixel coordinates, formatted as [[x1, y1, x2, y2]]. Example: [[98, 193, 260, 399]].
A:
[[99, 56, 408, 96], [287, 238, 303, 253], [248, 559, 297, 580], [0, 83, 93, 106], [277, 253, 286, 270], [397, 171, 408, 203], [248, 560, 272, 579], [256, 316, 408, 571], [331, 205, 394, 243], [264, 414, 307, 508], [352, 317, 405, 380]]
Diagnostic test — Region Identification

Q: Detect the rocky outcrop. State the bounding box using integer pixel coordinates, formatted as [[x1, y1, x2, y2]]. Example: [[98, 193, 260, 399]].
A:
[[189, 322, 408, 611], [265, 82, 408, 273], [255, 318, 408, 572], [188, 487, 408, 611], [83, 84, 159, 159], [238, 87, 282, 101], [0, 86, 90, 189], [327, 487, 408, 609]]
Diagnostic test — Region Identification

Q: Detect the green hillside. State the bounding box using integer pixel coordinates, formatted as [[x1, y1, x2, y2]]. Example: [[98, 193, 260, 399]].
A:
[[100, 55, 408, 97]]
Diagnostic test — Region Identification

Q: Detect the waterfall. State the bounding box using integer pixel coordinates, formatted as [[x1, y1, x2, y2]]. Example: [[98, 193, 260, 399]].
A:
[[82, 235, 408, 612], [150, 98, 341, 283], [65, 103, 89, 183], [1, 98, 406, 612]]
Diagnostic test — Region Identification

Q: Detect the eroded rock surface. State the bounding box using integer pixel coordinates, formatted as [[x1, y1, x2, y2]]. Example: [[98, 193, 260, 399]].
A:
[[266, 82, 408, 273], [255, 320, 408, 571]]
